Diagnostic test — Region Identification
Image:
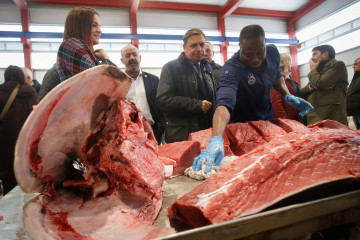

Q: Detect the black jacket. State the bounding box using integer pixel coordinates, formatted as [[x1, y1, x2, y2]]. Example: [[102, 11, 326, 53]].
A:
[[209, 60, 222, 84], [156, 52, 218, 143], [0, 81, 37, 181], [142, 71, 165, 143], [346, 71, 360, 116], [38, 64, 61, 103]]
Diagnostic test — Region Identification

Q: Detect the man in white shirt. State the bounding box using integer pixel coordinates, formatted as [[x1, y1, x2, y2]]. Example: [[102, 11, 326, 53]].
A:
[[121, 44, 164, 144]]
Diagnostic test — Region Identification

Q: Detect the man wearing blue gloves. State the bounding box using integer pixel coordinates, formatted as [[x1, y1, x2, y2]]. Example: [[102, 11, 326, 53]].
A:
[[193, 24, 313, 174]]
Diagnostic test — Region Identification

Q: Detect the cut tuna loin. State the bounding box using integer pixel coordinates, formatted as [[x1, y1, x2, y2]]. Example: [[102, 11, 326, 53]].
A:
[[248, 120, 286, 141], [274, 118, 309, 133], [168, 127, 360, 227], [158, 141, 201, 176], [14, 66, 172, 239], [188, 128, 234, 156], [225, 122, 266, 156], [308, 119, 352, 130]]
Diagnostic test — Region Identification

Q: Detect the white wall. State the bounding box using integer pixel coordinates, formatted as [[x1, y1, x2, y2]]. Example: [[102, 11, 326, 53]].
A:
[[0, 3, 20, 23], [138, 10, 218, 30], [295, 0, 358, 31], [226, 15, 287, 33]]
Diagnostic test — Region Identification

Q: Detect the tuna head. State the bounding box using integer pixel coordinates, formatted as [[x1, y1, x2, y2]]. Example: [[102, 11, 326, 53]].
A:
[[13, 65, 168, 240]]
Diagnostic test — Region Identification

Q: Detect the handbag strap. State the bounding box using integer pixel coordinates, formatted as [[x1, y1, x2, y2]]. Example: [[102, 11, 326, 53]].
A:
[[0, 84, 21, 121]]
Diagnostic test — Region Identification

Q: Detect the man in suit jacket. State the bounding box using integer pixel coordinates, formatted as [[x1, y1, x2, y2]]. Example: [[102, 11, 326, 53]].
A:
[[300, 44, 348, 125], [156, 29, 218, 143], [121, 44, 164, 144]]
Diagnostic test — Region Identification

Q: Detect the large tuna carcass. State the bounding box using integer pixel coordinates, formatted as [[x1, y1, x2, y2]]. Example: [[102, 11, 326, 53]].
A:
[[14, 65, 171, 239]]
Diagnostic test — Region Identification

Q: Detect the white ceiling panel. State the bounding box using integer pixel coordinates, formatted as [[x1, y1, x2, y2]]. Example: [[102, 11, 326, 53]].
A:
[[239, 0, 308, 12], [144, 0, 228, 6]]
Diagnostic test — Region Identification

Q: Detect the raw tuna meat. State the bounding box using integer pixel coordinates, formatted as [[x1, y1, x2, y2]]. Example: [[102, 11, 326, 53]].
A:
[[308, 119, 352, 130], [168, 126, 360, 227], [14, 66, 172, 239], [274, 118, 309, 133], [248, 120, 286, 141], [188, 128, 234, 156], [225, 122, 266, 156], [158, 141, 201, 176]]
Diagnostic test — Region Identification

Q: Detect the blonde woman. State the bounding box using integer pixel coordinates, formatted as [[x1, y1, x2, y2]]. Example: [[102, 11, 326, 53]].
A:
[[270, 53, 301, 120]]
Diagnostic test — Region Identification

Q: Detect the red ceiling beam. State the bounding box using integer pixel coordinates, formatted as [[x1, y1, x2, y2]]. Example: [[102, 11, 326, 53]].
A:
[[218, 0, 245, 19], [233, 8, 293, 19], [28, 0, 298, 20], [13, 0, 28, 9], [290, 0, 326, 23], [30, 0, 130, 8]]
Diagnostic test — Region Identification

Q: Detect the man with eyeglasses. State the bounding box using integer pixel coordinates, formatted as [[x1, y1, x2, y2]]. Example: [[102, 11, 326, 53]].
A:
[[193, 24, 313, 174], [157, 28, 218, 143]]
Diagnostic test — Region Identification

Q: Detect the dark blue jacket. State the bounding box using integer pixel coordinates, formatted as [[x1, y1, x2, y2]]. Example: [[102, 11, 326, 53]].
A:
[[216, 45, 281, 123]]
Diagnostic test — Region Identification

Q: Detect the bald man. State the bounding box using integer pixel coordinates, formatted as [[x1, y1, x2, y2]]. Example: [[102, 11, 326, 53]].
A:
[[22, 67, 41, 95], [121, 44, 164, 144]]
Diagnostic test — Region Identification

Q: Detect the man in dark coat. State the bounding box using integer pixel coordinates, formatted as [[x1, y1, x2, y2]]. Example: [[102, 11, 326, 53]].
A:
[[204, 41, 222, 84], [0, 65, 37, 195], [121, 44, 164, 144], [346, 57, 360, 129], [156, 29, 218, 143]]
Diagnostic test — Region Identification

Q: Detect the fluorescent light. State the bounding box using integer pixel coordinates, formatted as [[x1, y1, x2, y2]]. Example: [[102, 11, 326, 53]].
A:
[[0, 24, 22, 31]]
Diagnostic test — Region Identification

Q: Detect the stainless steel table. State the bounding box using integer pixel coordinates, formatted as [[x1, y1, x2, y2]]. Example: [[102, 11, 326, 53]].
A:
[[1, 178, 360, 240]]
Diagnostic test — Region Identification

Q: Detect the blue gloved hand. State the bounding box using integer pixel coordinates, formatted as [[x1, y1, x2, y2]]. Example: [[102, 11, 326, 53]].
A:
[[192, 136, 224, 174], [285, 94, 314, 117]]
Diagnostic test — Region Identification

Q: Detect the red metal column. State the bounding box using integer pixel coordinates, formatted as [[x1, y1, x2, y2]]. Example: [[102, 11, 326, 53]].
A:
[[217, 0, 244, 64], [217, 17, 228, 65], [13, 0, 32, 71], [130, 0, 139, 48], [287, 0, 326, 86], [287, 20, 300, 85]]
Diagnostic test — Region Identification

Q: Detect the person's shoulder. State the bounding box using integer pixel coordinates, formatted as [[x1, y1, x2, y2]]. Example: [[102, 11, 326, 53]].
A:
[[266, 44, 280, 65], [333, 59, 346, 67], [60, 38, 87, 51], [163, 57, 181, 69], [142, 71, 159, 80], [224, 50, 242, 69], [19, 83, 36, 96], [213, 61, 222, 69], [266, 44, 280, 56]]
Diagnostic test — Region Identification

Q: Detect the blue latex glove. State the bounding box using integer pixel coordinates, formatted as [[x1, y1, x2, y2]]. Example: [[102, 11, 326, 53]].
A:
[[285, 94, 314, 117], [192, 136, 224, 174]]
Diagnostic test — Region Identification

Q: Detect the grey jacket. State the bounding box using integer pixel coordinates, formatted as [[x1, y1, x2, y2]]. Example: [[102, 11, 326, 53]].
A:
[[156, 52, 218, 143]]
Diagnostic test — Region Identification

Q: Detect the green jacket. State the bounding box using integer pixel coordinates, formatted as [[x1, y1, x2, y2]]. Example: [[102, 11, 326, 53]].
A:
[[346, 71, 360, 116], [300, 58, 348, 125]]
